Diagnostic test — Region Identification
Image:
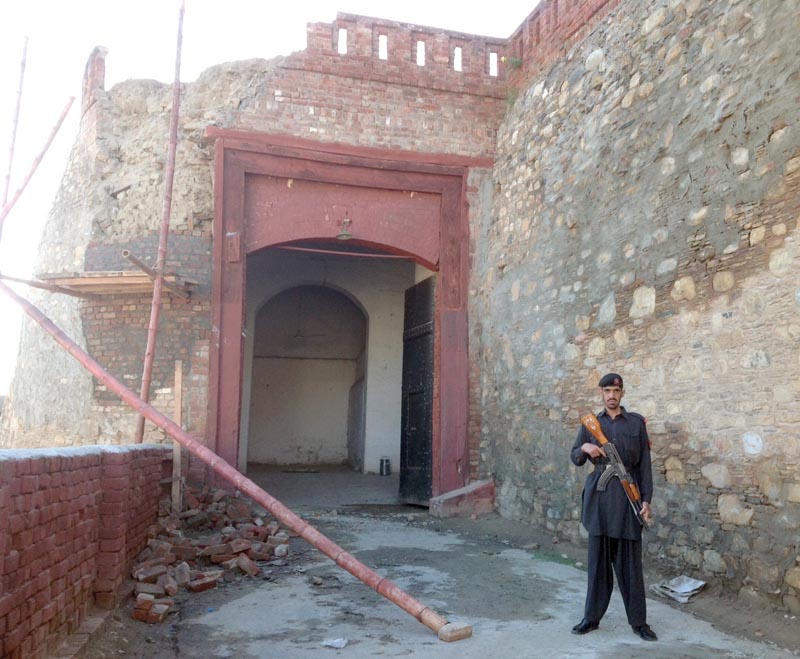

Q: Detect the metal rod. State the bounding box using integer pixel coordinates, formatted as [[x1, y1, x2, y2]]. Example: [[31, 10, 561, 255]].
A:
[[3, 37, 28, 207], [0, 271, 100, 299], [122, 249, 190, 299], [172, 359, 184, 514], [277, 245, 410, 259], [0, 278, 462, 639], [0, 96, 74, 243], [135, 1, 185, 443]]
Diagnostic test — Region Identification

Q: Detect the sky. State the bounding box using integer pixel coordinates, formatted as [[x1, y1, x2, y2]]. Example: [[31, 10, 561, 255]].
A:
[[0, 0, 537, 395]]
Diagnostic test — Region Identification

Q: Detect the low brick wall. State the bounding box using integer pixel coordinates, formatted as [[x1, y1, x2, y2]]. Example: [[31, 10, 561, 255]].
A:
[[0, 444, 170, 659]]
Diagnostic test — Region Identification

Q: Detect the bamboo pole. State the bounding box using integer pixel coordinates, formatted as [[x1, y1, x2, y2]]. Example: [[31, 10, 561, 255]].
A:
[[0, 96, 74, 242], [3, 37, 28, 207], [0, 279, 472, 641], [135, 1, 185, 443], [172, 359, 184, 514]]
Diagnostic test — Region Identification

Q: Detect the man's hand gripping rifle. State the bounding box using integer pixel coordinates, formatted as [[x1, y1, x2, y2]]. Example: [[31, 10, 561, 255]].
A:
[[580, 413, 649, 529]]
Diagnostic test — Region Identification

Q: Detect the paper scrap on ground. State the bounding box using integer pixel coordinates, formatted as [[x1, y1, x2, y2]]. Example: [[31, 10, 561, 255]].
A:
[[650, 575, 706, 603], [322, 638, 348, 649]]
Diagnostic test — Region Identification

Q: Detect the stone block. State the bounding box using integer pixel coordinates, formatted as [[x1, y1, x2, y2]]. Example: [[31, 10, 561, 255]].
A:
[[266, 534, 289, 549], [146, 603, 170, 624], [187, 576, 217, 593], [185, 512, 211, 528], [248, 549, 273, 562], [157, 574, 179, 596], [718, 494, 753, 526], [236, 554, 261, 577], [172, 545, 198, 561], [147, 539, 174, 557], [135, 565, 168, 583], [132, 608, 150, 622], [188, 571, 222, 593], [174, 562, 192, 586], [230, 538, 252, 554], [785, 566, 800, 590], [438, 622, 473, 642], [199, 543, 232, 557], [737, 585, 774, 610], [701, 463, 731, 489], [134, 582, 166, 597], [429, 479, 495, 518], [783, 593, 800, 615], [134, 593, 155, 611]]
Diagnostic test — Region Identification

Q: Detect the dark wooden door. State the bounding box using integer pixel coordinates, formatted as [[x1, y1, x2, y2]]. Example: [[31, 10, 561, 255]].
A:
[[400, 277, 435, 505]]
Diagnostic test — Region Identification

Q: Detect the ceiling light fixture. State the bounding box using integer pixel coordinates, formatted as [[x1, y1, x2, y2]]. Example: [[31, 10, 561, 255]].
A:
[[336, 218, 352, 241]]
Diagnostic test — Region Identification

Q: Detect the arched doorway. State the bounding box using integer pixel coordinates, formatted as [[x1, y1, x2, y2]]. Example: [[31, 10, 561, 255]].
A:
[[247, 285, 367, 468], [208, 129, 480, 499], [239, 245, 430, 481]]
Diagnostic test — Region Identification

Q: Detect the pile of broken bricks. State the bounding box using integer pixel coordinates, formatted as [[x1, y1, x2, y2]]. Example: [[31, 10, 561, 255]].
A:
[[129, 484, 293, 624]]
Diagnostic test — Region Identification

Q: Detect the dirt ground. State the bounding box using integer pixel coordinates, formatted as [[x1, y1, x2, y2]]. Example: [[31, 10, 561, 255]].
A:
[[73, 506, 798, 658]]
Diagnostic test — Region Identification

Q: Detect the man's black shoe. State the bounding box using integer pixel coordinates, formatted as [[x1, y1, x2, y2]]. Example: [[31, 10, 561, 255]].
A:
[[571, 619, 599, 635], [632, 624, 658, 641]]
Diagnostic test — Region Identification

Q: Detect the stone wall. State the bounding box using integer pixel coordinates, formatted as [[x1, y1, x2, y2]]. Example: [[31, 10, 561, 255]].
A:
[[3, 0, 798, 615], [0, 445, 168, 658], [475, 0, 800, 611]]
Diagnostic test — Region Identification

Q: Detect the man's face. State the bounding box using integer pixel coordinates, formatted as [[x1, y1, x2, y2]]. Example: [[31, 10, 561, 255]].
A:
[[601, 386, 624, 410]]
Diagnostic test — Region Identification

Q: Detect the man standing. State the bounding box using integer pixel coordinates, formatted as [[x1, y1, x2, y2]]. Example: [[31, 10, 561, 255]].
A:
[[570, 372, 657, 641]]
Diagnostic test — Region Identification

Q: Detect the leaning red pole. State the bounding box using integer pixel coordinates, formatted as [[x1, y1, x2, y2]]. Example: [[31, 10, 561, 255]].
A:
[[0, 279, 457, 637], [135, 1, 185, 443], [0, 96, 74, 240], [3, 37, 28, 207]]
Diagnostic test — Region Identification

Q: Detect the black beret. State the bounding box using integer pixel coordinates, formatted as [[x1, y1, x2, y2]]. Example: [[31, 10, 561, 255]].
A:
[[599, 373, 623, 388]]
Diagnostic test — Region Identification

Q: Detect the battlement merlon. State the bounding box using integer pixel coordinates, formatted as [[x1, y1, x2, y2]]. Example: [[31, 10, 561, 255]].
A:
[[300, 13, 511, 99]]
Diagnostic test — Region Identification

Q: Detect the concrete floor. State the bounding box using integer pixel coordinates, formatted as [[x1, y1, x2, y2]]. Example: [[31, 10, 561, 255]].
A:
[[170, 466, 798, 658], [75, 466, 800, 659], [245, 463, 401, 511]]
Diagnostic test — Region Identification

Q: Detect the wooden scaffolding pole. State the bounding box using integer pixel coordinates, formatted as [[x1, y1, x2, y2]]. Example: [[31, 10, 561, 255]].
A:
[[172, 359, 184, 514], [3, 37, 28, 207], [135, 1, 185, 443], [0, 96, 74, 242]]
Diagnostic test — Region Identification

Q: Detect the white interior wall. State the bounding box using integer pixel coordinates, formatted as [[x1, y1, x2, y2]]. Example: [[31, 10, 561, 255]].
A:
[[247, 285, 365, 465], [249, 358, 356, 464], [240, 248, 422, 474]]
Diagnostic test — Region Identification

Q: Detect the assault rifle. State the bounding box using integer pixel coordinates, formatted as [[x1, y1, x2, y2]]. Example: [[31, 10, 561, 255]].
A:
[[580, 413, 649, 529]]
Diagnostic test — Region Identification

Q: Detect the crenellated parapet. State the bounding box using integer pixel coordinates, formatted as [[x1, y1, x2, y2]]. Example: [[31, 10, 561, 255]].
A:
[[296, 13, 511, 99]]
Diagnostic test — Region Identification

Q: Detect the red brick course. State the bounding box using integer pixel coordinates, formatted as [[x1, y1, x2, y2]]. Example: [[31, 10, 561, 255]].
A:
[[0, 446, 169, 659], [507, 0, 621, 88]]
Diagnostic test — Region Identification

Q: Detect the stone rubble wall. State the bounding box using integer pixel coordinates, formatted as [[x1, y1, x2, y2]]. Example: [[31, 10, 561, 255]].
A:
[[475, 0, 800, 611]]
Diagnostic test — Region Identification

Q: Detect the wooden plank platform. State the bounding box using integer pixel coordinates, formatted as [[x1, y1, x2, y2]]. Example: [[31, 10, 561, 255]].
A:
[[38, 271, 197, 296]]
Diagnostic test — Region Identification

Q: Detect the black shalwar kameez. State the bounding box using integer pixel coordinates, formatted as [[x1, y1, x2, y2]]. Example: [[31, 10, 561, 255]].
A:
[[570, 406, 653, 627]]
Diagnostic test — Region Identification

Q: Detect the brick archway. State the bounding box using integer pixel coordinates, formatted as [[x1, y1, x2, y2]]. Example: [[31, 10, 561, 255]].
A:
[[207, 128, 485, 496]]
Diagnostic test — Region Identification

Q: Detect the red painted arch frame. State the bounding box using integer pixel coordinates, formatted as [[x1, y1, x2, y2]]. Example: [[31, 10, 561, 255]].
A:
[[206, 128, 487, 496]]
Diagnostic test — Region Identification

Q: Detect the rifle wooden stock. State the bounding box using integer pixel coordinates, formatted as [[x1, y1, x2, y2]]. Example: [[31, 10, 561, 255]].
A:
[[580, 413, 649, 529]]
